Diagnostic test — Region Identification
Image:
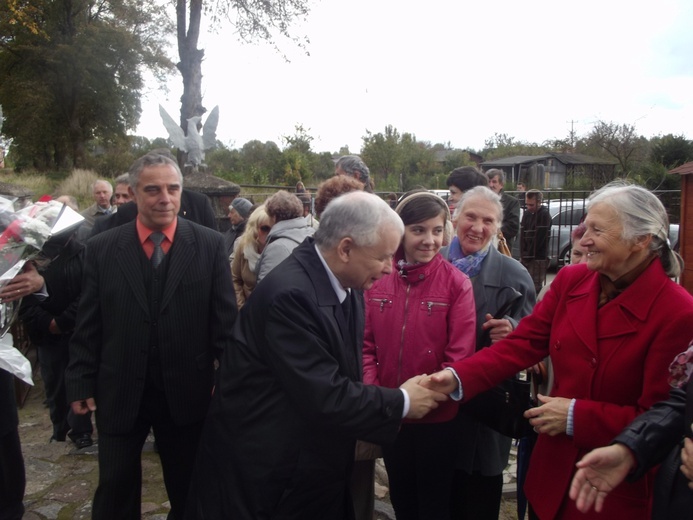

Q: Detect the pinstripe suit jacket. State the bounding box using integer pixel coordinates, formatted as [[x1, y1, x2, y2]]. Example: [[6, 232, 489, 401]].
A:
[[66, 218, 236, 434]]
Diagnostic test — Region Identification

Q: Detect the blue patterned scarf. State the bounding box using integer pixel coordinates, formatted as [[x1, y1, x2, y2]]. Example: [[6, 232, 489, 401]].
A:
[[448, 236, 489, 278]]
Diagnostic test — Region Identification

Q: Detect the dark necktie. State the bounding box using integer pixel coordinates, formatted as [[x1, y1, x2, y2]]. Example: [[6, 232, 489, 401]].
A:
[[150, 231, 165, 268], [341, 290, 353, 328]]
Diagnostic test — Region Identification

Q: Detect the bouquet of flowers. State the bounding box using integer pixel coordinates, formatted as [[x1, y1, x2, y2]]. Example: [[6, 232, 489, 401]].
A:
[[0, 196, 83, 383]]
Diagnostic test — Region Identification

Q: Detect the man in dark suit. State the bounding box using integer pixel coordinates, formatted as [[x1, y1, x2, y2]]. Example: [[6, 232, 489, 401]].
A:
[[185, 191, 447, 519], [66, 152, 236, 519], [487, 168, 520, 250]]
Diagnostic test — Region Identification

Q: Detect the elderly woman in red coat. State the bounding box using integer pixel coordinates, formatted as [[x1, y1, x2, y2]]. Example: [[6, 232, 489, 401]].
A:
[[424, 181, 693, 520]]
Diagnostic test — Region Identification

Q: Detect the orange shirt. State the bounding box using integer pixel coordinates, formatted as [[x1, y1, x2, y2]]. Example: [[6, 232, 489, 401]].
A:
[[136, 217, 177, 259]]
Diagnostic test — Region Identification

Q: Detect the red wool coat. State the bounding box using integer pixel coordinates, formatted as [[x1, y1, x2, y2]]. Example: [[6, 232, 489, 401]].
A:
[[451, 261, 693, 520]]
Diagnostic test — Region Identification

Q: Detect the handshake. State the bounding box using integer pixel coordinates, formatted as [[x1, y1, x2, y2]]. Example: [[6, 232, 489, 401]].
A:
[[399, 369, 461, 419]]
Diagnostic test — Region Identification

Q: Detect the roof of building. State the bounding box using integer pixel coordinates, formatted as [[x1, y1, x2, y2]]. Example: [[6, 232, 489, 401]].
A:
[[669, 161, 693, 176], [481, 153, 616, 167]]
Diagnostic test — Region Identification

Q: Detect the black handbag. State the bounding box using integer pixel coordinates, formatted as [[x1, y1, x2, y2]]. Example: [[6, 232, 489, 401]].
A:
[[460, 289, 533, 439], [459, 374, 532, 439]]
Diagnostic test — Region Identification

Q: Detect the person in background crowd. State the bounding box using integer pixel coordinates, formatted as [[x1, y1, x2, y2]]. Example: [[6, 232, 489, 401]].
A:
[[113, 174, 132, 208], [445, 166, 489, 213], [537, 222, 587, 301], [520, 189, 552, 295], [441, 186, 536, 520], [82, 180, 114, 224], [486, 168, 520, 251], [386, 193, 398, 209], [255, 190, 315, 283], [516, 181, 527, 208], [55, 195, 79, 211], [424, 181, 693, 520], [297, 193, 319, 229], [223, 197, 252, 258], [363, 190, 476, 520], [19, 227, 93, 449], [231, 205, 271, 309], [66, 152, 237, 519], [315, 176, 365, 218], [184, 191, 447, 519], [295, 181, 306, 193], [335, 155, 374, 193], [78, 180, 113, 239]]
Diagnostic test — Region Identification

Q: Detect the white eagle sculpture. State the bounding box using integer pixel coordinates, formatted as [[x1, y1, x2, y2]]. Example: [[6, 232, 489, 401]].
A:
[[159, 105, 219, 166]]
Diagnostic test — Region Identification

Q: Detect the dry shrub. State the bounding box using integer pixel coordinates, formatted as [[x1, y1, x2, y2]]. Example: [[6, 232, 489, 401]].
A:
[[0, 172, 53, 201], [56, 169, 100, 210]]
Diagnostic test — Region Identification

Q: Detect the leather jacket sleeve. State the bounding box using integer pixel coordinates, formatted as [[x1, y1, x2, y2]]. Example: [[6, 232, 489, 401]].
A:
[[613, 386, 686, 481]]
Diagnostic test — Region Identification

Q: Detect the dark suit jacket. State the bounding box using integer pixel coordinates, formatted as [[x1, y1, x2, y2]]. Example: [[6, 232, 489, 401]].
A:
[[66, 218, 236, 434], [186, 238, 404, 520], [89, 189, 217, 237]]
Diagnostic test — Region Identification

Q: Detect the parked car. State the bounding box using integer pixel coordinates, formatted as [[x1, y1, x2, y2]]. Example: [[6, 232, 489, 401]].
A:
[[547, 200, 586, 268]]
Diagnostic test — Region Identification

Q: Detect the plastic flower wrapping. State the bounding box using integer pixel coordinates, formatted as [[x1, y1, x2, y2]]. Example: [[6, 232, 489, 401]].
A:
[[0, 196, 84, 384]]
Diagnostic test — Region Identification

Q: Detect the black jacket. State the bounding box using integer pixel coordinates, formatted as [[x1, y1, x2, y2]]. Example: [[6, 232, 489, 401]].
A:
[[520, 204, 551, 260], [19, 237, 83, 346], [615, 378, 693, 520], [186, 238, 404, 519]]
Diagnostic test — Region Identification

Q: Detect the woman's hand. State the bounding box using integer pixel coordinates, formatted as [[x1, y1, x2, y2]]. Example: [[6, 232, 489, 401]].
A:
[[680, 436, 693, 489], [482, 313, 513, 343], [569, 444, 635, 513], [524, 394, 570, 436]]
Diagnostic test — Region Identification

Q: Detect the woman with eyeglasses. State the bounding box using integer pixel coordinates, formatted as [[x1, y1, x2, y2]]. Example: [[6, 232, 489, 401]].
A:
[[231, 205, 271, 308]]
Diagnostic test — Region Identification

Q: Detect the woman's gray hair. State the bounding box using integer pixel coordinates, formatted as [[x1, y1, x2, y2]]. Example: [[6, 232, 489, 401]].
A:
[[315, 191, 403, 250], [452, 186, 504, 227], [587, 180, 682, 278]]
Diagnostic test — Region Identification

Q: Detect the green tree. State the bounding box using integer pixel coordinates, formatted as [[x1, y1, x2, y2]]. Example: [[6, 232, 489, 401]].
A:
[[239, 139, 282, 183], [586, 121, 646, 176], [0, 0, 173, 170], [481, 133, 549, 160], [649, 134, 693, 169], [361, 125, 402, 184], [280, 125, 314, 185]]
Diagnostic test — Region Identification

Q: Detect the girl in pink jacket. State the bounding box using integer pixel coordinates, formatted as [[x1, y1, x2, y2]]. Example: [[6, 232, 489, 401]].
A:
[[363, 190, 476, 520]]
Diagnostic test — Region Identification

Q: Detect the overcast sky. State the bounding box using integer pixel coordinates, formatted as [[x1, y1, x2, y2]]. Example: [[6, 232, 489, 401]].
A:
[[136, 0, 693, 154]]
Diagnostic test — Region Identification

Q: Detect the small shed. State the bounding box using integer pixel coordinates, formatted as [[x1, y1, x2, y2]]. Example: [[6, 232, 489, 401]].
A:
[[669, 162, 693, 293], [481, 153, 617, 189]]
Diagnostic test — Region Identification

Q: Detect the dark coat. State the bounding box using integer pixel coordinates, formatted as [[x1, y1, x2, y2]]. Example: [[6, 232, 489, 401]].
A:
[[186, 238, 404, 520], [89, 189, 217, 238], [19, 237, 83, 345], [616, 378, 693, 520], [449, 261, 693, 520], [446, 245, 536, 476], [65, 218, 236, 434], [520, 204, 551, 260], [499, 191, 521, 245]]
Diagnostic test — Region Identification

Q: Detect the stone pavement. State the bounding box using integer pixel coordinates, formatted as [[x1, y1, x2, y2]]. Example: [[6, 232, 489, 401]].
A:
[[17, 376, 520, 520]]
